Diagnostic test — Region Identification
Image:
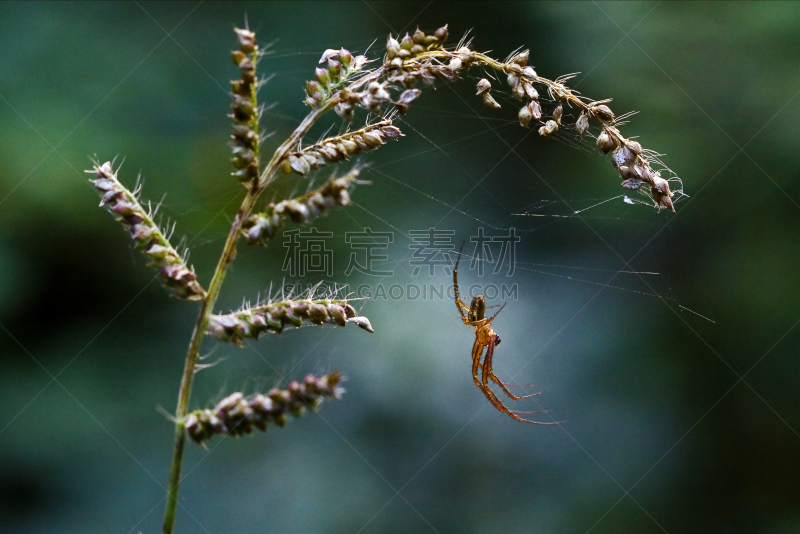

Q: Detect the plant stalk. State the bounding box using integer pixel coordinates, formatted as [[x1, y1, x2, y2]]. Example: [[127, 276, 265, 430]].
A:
[[161, 102, 331, 534]]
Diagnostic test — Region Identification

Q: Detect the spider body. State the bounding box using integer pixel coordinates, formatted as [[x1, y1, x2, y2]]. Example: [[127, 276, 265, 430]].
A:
[[453, 245, 556, 425]]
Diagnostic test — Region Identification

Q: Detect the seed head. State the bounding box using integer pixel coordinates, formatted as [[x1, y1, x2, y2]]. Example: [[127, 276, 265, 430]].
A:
[[185, 373, 345, 445]]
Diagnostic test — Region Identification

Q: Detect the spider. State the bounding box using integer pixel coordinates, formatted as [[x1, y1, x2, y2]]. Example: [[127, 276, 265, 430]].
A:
[[453, 244, 557, 425]]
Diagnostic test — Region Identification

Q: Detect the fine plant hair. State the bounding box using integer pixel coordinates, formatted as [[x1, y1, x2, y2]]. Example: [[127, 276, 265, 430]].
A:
[[86, 24, 683, 533]]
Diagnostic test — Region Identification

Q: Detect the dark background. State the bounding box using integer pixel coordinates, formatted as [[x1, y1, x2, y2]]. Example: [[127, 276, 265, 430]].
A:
[[1, 2, 799, 533]]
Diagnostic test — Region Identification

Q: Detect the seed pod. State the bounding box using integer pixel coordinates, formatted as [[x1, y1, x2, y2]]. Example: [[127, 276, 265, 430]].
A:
[[326, 59, 342, 80], [302, 153, 319, 169], [412, 28, 426, 44], [289, 155, 310, 176], [319, 48, 339, 64], [231, 80, 251, 97], [401, 34, 413, 50], [334, 102, 354, 121], [231, 50, 246, 65], [318, 144, 338, 160], [341, 139, 359, 155], [575, 112, 589, 135], [552, 104, 563, 125], [351, 134, 369, 151], [476, 78, 492, 96], [650, 176, 675, 212], [625, 140, 642, 155], [539, 120, 558, 137], [448, 57, 462, 71], [348, 316, 374, 333], [621, 178, 644, 190], [518, 105, 533, 128], [513, 83, 525, 100], [640, 165, 658, 183], [528, 100, 542, 120], [338, 49, 353, 68], [335, 142, 349, 159], [434, 25, 449, 42], [410, 44, 424, 56], [591, 103, 614, 122], [363, 130, 384, 147], [507, 73, 520, 90], [380, 125, 403, 139], [512, 50, 529, 66], [483, 93, 501, 109], [235, 28, 256, 54], [386, 36, 401, 59], [523, 82, 538, 100], [611, 145, 635, 169], [522, 66, 538, 82], [328, 304, 348, 326], [596, 130, 617, 154], [398, 88, 421, 105]]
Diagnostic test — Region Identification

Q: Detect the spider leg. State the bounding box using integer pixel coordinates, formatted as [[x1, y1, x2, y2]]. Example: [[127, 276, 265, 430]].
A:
[[482, 338, 541, 400], [486, 302, 507, 323], [480, 334, 558, 425], [489, 372, 543, 400], [471, 339, 484, 390], [453, 242, 467, 320]]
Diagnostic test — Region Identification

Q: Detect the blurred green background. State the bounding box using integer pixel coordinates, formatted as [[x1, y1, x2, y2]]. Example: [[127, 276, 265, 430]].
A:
[[2, 2, 799, 533]]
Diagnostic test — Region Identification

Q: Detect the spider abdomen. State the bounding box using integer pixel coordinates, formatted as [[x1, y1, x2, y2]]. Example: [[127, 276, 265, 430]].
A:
[[468, 295, 486, 322]]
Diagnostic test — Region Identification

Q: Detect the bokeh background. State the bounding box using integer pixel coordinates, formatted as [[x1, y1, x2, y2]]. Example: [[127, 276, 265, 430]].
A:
[[2, 2, 799, 533]]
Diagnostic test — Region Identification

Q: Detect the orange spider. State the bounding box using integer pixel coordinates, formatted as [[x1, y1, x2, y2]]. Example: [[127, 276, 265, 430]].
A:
[[453, 244, 557, 425]]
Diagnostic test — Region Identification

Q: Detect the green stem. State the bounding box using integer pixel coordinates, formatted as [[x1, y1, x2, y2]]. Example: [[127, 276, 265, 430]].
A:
[[161, 100, 332, 534]]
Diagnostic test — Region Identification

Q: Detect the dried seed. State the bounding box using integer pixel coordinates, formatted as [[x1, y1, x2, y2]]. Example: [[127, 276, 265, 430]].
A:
[[528, 100, 542, 120], [521, 66, 538, 82], [552, 104, 563, 125], [482, 93, 501, 109], [575, 112, 589, 135], [538, 120, 559, 137], [476, 78, 492, 95], [518, 105, 533, 128], [591, 104, 614, 122], [523, 82, 538, 100], [596, 130, 617, 154], [363, 130, 384, 147]]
